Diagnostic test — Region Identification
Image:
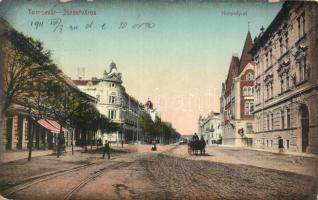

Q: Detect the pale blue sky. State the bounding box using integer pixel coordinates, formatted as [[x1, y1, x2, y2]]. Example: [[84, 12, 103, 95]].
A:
[[0, 0, 282, 134]]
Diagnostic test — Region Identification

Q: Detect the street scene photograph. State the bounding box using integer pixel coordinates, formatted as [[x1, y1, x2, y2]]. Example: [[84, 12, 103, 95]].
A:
[[0, 0, 318, 199]]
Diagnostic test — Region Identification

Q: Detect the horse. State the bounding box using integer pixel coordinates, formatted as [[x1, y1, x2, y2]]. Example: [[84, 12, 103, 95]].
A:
[[188, 140, 206, 155]]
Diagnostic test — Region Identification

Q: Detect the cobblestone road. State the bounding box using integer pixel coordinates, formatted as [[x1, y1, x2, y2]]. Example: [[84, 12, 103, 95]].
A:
[[0, 145, 317, 200]]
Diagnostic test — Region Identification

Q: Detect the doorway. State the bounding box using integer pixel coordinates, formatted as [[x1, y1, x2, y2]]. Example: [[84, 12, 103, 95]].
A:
[[300, 104, 309, 152]]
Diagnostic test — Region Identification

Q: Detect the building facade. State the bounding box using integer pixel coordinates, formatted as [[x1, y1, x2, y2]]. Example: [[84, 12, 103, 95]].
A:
[[198, 111, 222, 144], [220, 32, 255, 147], [73, 62, 144, 143], [252, 2, 318, 153]]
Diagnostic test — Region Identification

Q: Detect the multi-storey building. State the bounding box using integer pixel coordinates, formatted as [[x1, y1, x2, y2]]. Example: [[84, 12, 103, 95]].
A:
[[252, 2, 318, 153], [220, 31, 255, 147], [198, 111, 222, 144], [73, 62, 144, 143]]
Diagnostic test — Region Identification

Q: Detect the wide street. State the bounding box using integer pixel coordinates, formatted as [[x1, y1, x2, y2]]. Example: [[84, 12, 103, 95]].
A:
[[0, 144, 317, 200]]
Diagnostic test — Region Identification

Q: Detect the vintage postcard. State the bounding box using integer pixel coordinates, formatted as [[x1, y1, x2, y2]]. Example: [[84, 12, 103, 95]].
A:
[[0, 0, 317, 199]]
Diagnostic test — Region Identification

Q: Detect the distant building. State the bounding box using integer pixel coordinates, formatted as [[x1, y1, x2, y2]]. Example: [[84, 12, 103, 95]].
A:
[[180, 134, 193, 143], [198, 111, 222, 144], [251, 2, 318, 153], [220, 31, 255, 147], [144, 99, 159, 122], [73, 62, 144, 143]]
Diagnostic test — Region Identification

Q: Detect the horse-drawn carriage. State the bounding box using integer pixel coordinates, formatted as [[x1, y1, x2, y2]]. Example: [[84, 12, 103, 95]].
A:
[[188, 133, 206, 155]]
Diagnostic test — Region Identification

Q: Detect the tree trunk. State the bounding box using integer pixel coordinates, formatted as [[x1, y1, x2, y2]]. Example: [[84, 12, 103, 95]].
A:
[[27, 117, 33, 161], [71, 128, 74, 155], [0, 34, 5, 161], [0, 114, 7, 161], [57, 125, 62, 158], [90, 131, 92, 150], [84, 130, 87, 152]]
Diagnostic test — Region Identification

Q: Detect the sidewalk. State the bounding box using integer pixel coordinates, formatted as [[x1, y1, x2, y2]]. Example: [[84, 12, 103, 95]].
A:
[[0, 146, 81, 164], [215, 144, 318, 159]]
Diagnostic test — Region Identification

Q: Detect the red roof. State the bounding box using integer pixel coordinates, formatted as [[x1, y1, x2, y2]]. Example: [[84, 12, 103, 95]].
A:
[[73, 79, 101, 86], [225, 56, 240, 93], [73, 80, 90, 86], [224, 31, 254, 93], [239, 31, 254, 73]]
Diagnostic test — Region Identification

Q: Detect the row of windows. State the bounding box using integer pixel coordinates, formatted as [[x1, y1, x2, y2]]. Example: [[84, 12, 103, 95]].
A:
[[257, 57, 309, 103], [109, 96, 116, 104], [243, 87, 254, 96], [109, 83, 116, 88], [246, 123, 253, 133], [266, 139, 290, 149], [108, 110, 117, 120], [244, 101, 254, 115], [255, 108, 291, 132], [255, 12, 305, 77]]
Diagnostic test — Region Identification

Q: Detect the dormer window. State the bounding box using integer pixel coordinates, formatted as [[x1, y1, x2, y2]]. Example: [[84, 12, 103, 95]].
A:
[[246, 72, 254, 81]]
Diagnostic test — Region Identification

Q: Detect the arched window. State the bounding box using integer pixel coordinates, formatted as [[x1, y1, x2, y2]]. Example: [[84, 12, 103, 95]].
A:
[[246, 72, 254, 81], [243, 87, 248, 96], [248, 87, 252, 96]]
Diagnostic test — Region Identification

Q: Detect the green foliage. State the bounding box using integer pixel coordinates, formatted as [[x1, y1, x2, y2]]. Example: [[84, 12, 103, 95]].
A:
[[2, 28, 117, 134], [138, 112, 180, 143]]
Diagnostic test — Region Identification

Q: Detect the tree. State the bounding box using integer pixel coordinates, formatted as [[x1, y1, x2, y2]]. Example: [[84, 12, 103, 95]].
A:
[[1, 27, 56, 160], [138, 113, 154, 142], [138, 113, 180, 144]]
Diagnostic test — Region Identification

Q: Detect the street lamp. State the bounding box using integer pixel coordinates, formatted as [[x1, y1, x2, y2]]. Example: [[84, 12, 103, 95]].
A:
[[119, 106, 126, 147]]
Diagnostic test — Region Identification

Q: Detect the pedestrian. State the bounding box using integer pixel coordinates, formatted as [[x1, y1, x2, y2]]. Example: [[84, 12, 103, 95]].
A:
[[151, 140, 157, 151], [103, 140, 110, 160], [278, 137, 284, 153]]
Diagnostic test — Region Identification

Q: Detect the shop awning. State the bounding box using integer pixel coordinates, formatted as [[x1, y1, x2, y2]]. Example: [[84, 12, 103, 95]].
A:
[[38, 119, 60, 133], [46, 119, 67, 132], [37, 119, 67, 133]]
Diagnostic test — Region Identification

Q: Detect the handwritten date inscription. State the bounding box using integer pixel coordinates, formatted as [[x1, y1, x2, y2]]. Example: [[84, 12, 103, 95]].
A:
[[29, 18, 155, 33]]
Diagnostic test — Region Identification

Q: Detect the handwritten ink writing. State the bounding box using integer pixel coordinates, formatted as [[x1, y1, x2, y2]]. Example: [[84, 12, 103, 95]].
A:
[[132, 22, 155, 29], [28, 18, 156, 33], [85, 21, 93, 29], [68, 25, 78, 31], [118, 22, 128, 29], [50, 18, 63, 32], [30, 21, 44, 29]]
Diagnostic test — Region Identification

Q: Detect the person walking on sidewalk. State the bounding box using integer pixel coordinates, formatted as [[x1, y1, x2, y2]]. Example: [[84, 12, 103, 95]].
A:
[[278, 137, 284, 153], [103, 141, 110, 160]]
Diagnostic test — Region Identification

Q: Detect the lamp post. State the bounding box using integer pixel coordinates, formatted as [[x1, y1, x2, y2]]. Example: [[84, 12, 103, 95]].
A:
[[27, 106, 33, 161], [119, 106, 125, 147], [137, 103, 141, 144]]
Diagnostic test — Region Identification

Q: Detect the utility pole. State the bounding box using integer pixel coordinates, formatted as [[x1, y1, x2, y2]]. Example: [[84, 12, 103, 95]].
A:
[[137, 103, 140, 143]]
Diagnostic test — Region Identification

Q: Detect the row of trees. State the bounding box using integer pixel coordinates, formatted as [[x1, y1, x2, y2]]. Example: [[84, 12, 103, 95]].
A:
[[0, 19, 118, 160], [138, 112, 180, 144]]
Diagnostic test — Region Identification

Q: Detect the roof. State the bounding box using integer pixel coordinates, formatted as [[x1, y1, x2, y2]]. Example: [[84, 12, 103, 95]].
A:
[[225, 56, 240, 92], [124, 92, 144, 107], [73, 79, 101, 86], [0, 17, 12, 36], [239, 31, 254, 73], [251, 2, 299, 54], [73, 80, 89, 86]]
